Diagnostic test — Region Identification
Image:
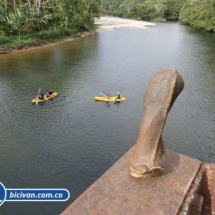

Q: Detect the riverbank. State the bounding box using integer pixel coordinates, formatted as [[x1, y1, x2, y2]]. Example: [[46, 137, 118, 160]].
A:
[[0, 16, 155, 54], [0, 31, 92, 54], [94, 16, 155, 32]]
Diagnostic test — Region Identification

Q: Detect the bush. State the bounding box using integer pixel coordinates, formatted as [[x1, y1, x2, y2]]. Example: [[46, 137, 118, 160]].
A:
[[36, 29, 63, 40], [0, 36, 13, 45]]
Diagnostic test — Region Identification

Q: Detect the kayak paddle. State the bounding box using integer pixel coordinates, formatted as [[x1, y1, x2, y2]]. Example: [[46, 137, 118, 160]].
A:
[[36, 88, 41, 105]]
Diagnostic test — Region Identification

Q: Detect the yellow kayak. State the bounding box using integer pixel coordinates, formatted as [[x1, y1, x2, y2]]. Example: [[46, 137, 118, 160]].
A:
[[31, 92, 58, 104], [94, 96, 126, 102]]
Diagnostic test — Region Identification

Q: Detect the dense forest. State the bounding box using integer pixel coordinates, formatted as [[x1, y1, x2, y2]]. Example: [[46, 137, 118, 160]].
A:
[[179, 0, 215, 32], [0, 0, 101, 51], [101, 0, 185, 21], [101, 0, 215, 32]]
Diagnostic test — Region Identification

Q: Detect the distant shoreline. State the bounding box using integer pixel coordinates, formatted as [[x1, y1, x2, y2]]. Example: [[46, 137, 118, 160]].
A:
[[0, 16, 155, 55], [95, 16, 155, 32], [0, 32, 91, 55]]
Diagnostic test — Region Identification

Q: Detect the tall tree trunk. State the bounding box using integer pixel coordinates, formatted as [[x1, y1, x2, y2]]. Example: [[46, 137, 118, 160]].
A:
[[13, 0, 16, 12], [27, 0, 31, 6], [18, 28, 21, 43], [3, 0, 7, 12]]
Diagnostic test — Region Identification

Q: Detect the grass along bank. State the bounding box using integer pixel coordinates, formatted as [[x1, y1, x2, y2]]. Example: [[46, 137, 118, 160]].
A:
[[0, 16, 155, 54], [0, 28, 93, 54]]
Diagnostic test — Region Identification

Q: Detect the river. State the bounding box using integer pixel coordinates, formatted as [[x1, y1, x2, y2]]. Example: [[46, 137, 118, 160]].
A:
[[0, 19, 214, 215]]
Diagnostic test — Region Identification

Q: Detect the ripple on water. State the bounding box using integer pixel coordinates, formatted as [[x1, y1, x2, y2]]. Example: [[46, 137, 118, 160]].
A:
[[0, 22, 215, 215]]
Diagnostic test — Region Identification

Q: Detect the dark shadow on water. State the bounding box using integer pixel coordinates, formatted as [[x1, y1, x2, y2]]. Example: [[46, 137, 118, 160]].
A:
[[105, 102, 111, 108], [105, 101, 123, 108]]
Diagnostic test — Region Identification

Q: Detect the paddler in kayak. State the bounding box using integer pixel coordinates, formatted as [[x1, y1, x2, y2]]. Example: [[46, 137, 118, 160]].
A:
[[38, 92, 44, 100], [46, 89, 53, 98], [115, 92, 121, 100], [104, 92, 110, 100]]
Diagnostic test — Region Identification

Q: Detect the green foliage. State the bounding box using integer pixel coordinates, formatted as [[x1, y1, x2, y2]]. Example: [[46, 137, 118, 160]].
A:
[[0, 0, 102, 42], [164, 0, 182, 20], [0, 36, 13, 44], [101, 0, 185, 21], [35, 26, 79, 40], [101, 0, 215, 32], [179, 0, 215, 32], [140, 1, 156, 20], [36, 29, 63, 40]]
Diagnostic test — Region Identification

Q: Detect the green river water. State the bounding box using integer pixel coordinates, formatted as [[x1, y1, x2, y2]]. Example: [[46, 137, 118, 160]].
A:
[[0, 21, 214, 215]]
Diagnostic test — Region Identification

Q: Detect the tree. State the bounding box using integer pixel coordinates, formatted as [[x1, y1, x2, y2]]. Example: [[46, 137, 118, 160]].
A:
[[5, 8, 25, 42], [0, 0, 102, 39], [100, 0, 185, 21], [179, 0, 215, 32]]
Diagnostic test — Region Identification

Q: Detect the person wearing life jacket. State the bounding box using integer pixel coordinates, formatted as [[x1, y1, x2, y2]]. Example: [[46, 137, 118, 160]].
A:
[[104, 92, 110, 99], [46, 90, 53, 98], [38, 92, 44, 100], [116, 92, 121, 99]]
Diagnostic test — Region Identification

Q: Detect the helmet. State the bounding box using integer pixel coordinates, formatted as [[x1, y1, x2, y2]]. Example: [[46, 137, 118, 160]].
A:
[[117, 92, 120, 94]]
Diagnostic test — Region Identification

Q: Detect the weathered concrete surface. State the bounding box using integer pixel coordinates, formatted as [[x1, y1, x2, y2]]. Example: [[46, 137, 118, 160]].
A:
[[179, 164, 205, 215], [130, 69, 184, 178], [60, 149, 201, 215], [199, 163, 215, 215]]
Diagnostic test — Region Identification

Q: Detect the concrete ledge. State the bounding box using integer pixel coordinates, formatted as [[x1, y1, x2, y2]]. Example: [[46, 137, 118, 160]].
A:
[[199, 163, 215, 215], [61, 149, 201, 215]]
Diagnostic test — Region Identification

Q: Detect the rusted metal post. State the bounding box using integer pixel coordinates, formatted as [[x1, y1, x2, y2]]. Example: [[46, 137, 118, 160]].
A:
[[130, 69, 184, 178]]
